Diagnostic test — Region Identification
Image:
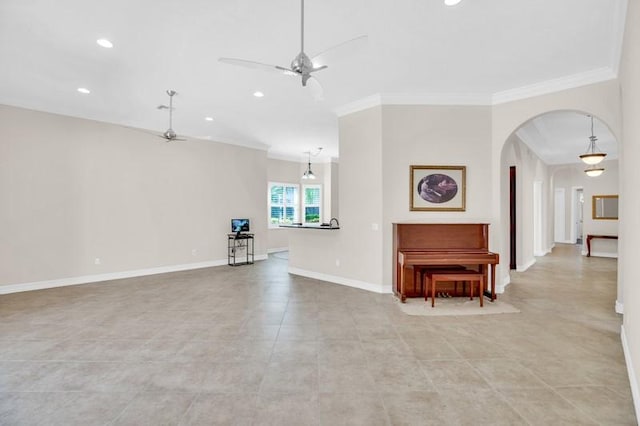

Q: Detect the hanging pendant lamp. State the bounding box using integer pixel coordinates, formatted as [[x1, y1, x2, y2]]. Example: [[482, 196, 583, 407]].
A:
[[302, 151, 316, 180], [585, 166, 605, 177], [302, 148, 322, 180], [579, 115, 606, 166]]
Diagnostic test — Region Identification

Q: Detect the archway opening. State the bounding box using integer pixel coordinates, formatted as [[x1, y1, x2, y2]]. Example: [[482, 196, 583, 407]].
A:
[[499, 110, 619, 281]]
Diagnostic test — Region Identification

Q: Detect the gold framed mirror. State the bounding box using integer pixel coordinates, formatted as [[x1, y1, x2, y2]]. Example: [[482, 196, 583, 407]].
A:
[[592, 195, 618, 220]]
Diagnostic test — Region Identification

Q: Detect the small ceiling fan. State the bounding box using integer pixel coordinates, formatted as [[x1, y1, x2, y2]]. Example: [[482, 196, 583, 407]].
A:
[[219, 0, 367, 100], [157, 90, 186, 142]]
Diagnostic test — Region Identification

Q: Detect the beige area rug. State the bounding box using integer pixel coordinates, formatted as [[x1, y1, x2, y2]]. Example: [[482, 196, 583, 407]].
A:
[[396, 296, 520, 316]]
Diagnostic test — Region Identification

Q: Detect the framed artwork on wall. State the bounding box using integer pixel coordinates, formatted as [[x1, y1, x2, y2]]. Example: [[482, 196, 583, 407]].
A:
[[410, 165, 466, 211]]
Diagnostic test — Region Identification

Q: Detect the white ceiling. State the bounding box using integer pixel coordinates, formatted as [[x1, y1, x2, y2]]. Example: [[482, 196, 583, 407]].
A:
[[0, 0, 626, 162], [516, 112, 618, 165]]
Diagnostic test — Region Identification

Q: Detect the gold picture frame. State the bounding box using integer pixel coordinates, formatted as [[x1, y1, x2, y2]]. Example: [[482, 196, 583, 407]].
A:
[[410, 165, 466, 211], [592, 194, 618, 220]]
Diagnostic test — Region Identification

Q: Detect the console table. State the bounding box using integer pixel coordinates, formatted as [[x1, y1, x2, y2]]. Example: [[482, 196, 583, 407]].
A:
[[586, 234, 618, 257]]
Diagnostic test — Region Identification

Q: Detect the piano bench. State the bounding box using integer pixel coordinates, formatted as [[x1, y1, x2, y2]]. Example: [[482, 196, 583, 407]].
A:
[[424, 271, 484, 308], [416, 265, 467, 295]]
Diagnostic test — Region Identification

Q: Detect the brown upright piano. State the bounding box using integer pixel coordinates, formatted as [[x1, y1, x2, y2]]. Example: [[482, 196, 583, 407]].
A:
[[393, 223, 499, 302]]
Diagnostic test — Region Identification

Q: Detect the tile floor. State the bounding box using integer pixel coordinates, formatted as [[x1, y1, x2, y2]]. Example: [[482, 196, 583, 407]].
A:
[[0, 244, 636, 425]]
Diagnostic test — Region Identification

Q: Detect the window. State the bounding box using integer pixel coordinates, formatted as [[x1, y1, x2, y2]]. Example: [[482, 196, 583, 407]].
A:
[[269, 182, 299, 227], [303, 185, 322, 224]]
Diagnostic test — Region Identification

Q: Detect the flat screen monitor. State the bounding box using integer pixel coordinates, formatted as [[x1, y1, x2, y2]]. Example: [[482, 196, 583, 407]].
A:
[[231, 218, 250, 233]]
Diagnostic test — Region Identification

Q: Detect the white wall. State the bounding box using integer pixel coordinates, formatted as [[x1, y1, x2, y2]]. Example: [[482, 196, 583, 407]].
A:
[[619, 0, 640, 412], [381, 105, 493, 289], [323, 161, 339, 221], [288, 105, 494, 292], [0, 104, 268, 291], [288, 107, 385, 292], [500, 134, 551, 274]]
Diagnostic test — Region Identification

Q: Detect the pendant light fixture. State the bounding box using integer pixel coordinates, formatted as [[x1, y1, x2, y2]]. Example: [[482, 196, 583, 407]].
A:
[[580, 115, 606, 166], [585, 166, 605, 177], [302, 147, 322, 180]]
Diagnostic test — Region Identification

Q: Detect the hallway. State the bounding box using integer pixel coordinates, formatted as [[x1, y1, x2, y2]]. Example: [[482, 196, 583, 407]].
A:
[[0, 244, 635, 425]]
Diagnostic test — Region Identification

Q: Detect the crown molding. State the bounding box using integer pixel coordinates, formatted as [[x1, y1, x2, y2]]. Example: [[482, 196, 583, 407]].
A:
[[334, 68, 619, 117], [379, 92, 492, 106], [267, 152, 305, 162], [491, 67, 618, 105], [267, 152, 338, 164], [334, 94, 382, 117]]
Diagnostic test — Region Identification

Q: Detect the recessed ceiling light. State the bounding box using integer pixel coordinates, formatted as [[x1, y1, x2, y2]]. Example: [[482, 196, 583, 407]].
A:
[[205, 117, 214, 121], [444, 0, 462, 5], [96, 38, 113, 48], [253, 91, 264, 98], [77, 87, 91, 94]]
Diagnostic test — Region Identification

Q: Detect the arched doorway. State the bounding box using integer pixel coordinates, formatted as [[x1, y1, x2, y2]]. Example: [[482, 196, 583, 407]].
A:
[[499, 110, 619, 307]]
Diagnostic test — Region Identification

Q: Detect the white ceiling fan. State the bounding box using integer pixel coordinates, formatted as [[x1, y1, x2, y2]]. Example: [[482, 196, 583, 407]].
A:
[[157, 90, 186, 142], [219, 0, 367, 100]]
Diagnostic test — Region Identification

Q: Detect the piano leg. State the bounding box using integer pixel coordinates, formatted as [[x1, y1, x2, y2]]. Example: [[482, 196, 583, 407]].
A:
[[490, 264, 496, 301], [399, 264, 407, 303]]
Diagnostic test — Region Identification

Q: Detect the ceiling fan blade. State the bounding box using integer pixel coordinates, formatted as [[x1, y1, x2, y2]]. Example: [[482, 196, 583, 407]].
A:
[[307, 76, 324, 101], [219, 57, 292, 75], [311, 34, 368, 68], [275, 65, 299, 76]]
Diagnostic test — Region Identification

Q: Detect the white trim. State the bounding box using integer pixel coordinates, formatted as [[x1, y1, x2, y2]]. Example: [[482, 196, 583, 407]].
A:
[[616, 300, 624, 314], [379, 92, 492, 106], [533, 250, 549, 257], [334, 94, 382, 117], [621, 325, 640, 418], [492, 67, 617, 105], [588, 251, 618, 259], [334, 68, 619, 118], [288, 267, 391, 294], [267, 247, 288, 254], [570, 186, 584, 244], [498, 274, 511, 294], [267, 152, 303, 162], [556, 240, 575, 244], [516, 258, 536, 272], [0, 256, 267, 295]]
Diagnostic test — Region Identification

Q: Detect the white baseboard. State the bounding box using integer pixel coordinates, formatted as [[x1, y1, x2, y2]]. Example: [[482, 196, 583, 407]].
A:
[[588, 251, 618, 259], [267, 247, 288, 254], [288, 267, 391, 294], [534, 247, 552, 257], [621, 325, 640, 419], [616, 300, 624, 314], [497, 274, 511, 294], [516, 258, 536, 272], [555, 240, 575, 244], [0, 255, 268, 295]]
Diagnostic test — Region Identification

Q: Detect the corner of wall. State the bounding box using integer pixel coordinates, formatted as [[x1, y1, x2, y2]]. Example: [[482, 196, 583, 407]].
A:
[[621, 325, 640, 419]]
